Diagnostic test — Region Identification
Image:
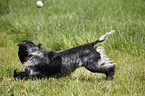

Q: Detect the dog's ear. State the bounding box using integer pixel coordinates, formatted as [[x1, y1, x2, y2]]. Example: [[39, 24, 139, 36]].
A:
[[18, 43, 28, 64], [37, 43, 42, 49]]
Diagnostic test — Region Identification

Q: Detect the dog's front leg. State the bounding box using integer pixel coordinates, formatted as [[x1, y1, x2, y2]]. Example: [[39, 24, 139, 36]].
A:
[[13, 69, 30, 79], [14, 69, 44, 79]]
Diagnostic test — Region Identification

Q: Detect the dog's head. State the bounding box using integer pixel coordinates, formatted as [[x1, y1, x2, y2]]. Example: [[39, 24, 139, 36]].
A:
[[18, 40, 42, 64]]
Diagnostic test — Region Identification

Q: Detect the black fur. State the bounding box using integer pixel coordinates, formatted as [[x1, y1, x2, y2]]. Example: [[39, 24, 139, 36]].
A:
[[14, 32, 116, 80]]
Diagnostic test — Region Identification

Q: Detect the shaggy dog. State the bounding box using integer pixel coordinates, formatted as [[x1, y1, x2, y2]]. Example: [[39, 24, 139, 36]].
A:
[[14, 31, 116, 80]]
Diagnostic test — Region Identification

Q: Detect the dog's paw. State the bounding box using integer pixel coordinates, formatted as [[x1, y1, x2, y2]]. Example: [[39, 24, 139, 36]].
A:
[[106, 76, 114, 80]]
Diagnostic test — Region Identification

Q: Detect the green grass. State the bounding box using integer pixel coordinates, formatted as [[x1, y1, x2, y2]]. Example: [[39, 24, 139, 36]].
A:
[[0, 0, 144, 95]]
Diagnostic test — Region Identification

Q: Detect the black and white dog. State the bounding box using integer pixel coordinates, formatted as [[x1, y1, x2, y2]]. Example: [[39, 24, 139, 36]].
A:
[[14, 31, 116, 80]]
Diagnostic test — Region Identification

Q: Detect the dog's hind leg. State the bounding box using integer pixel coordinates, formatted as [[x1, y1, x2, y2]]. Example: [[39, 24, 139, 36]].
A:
[[83, 62, 115, 80], [104, 65, 115, 80]]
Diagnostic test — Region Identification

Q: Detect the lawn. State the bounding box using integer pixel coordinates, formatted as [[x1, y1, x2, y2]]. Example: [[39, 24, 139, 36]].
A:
[[0, 0, 144, 95]]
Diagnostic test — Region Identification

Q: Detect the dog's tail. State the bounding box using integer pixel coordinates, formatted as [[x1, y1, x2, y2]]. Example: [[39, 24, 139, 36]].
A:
[[92, 30, 115, 47]]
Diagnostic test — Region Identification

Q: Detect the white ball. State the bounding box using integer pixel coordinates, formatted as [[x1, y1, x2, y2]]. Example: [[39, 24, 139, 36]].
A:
[[36, 1, 43, 8]]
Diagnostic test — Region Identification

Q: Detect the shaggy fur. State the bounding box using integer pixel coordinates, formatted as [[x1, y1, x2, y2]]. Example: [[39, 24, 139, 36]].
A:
[[14, 31, 116, 80]]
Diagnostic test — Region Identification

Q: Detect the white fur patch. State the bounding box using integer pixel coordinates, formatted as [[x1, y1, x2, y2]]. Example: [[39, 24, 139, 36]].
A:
[[30, 51, 43, 58], [96, 46, 116, 68]]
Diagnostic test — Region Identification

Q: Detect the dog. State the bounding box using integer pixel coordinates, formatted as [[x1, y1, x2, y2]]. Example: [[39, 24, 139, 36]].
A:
[[14, 30, 116, 80]]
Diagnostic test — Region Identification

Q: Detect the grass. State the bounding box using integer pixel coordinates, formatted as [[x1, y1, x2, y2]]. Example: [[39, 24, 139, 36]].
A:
[[0, 0, 144, 95]]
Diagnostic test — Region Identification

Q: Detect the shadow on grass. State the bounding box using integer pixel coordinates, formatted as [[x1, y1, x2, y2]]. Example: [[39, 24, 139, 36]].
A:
[[76, 76, 107, 82], [10, 74, 107, 82]]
